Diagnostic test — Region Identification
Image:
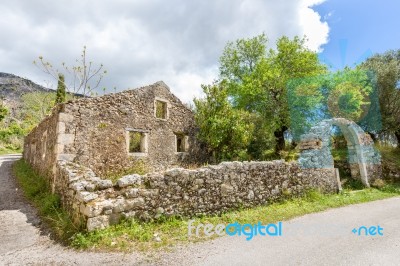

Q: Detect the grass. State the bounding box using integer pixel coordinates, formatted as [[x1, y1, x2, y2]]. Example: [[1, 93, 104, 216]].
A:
[[0, 148, 22, 155], [12, 159, 82, 243], [331, 147, 348, 161], [13, 158, 400, 252]]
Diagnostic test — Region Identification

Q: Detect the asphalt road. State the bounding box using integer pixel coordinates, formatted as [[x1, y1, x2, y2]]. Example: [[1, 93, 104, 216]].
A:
[[1, 154, 399, 265]]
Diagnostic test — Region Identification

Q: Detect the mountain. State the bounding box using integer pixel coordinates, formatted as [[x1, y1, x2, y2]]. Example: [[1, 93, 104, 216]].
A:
[[0, 72, 53, 106]]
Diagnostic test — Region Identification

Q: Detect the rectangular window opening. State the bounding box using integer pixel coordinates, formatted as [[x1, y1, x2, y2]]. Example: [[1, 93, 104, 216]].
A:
[[128, 131, 146, 153], [155, 100, 167, 119], [175, 133, 188, 152]]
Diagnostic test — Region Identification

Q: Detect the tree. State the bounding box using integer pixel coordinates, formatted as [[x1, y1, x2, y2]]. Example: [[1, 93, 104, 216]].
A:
[[20, 92, 56, 130], [55, 73, 66, 104], [219, 34, 326, 154], [194, 82, 254, 162], [360, 50, 400, 144], [34, 46, 107, 97], [0, 102, 8, 122], [287, 67, 378, 141]]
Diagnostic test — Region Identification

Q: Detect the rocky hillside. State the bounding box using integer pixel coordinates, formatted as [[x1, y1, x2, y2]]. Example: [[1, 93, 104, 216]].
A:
[[0, 72, 52, 106]]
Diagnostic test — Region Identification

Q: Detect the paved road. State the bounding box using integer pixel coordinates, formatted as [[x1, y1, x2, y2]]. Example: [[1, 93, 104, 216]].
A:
[[1, 154, 399, 265], [157, 194, 400, 265]]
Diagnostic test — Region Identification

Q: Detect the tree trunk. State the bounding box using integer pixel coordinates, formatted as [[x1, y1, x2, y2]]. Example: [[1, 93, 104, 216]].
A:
[[395, 130, 400, 147], [367, 132, 378, 143], [274, 126, 288, 154]]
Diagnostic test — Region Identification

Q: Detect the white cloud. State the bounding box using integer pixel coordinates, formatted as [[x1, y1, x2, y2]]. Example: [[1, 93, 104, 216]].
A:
[[0, 0, 329, 103]]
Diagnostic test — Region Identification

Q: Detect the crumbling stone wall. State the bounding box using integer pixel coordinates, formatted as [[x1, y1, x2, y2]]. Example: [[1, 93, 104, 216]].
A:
[[298, 118, 382, 187], [23, 106, 59, 192], [23, 81, 206, 182], [59, 81, 204, 177], [56, 160, 339, 231]]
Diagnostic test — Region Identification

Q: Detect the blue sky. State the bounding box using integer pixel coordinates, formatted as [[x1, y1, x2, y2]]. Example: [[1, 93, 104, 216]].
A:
[[315, 0, 400, 70]]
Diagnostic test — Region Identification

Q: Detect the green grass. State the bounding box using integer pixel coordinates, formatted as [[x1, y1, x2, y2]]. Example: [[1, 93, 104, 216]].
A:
[[331, 147, 348, 161], [0, 148, 22, 155], [13, 158, 400, 252], [13, 159, 82, 243]]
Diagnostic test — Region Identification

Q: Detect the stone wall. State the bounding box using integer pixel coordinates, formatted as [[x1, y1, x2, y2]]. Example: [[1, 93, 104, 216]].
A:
[[382, 160, 400, 182], [23, 106, 61, 192], [56, 160, 339, 231]]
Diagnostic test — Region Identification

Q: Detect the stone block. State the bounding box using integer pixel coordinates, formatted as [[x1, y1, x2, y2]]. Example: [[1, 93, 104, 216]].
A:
[[221, 183, 234, 195], [58, 154, 75, 162], [127, 197, 145, 208], [87, 215, 109, 231], [117, 174, 142, 188], [59, 113, 74, 122], [75, 191, 98, 203], [57, 122, 66, 133], [58, 134, 74, 145]]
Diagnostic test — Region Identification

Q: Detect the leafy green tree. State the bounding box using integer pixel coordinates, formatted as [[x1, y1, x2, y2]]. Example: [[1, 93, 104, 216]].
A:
[[55, 73, 66, 104], [194, 83, 254, 162], [20, 92, 56, 130], [360, 50, 400, 143], [219, 34, 326, 154], [0, 103, 8, 122], [288, 68, 378, 141]]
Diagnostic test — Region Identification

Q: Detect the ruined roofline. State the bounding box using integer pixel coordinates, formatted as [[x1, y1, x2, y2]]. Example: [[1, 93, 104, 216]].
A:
[[25, 81, 192, 139], [61, 80, 192, 112]]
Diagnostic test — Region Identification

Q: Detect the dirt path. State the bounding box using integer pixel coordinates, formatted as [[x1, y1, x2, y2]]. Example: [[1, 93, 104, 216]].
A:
[[0, 155, 148, 265]]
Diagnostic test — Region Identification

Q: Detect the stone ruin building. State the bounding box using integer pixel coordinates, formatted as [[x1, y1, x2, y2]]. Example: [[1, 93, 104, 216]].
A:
[[24, 81, 204, 184], [23, 82, 378, 231]]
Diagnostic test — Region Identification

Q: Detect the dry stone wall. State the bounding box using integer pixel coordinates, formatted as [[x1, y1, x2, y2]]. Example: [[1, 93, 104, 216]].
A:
[[23, 106, 62, 192], [56, 160, 339, 231]]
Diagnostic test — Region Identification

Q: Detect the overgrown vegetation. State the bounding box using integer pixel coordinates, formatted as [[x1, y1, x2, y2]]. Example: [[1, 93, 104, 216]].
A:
[[377, 145, 400, 168], [194, 35, 326, 161], [194, 35, 400, 163], [103, 159, 149, 184], [0, 91, 57, 153]]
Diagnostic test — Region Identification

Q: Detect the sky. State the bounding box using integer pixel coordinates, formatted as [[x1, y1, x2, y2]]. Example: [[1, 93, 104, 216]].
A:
[[316, 0, 400, 70], [0, 0, 398, 103]]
